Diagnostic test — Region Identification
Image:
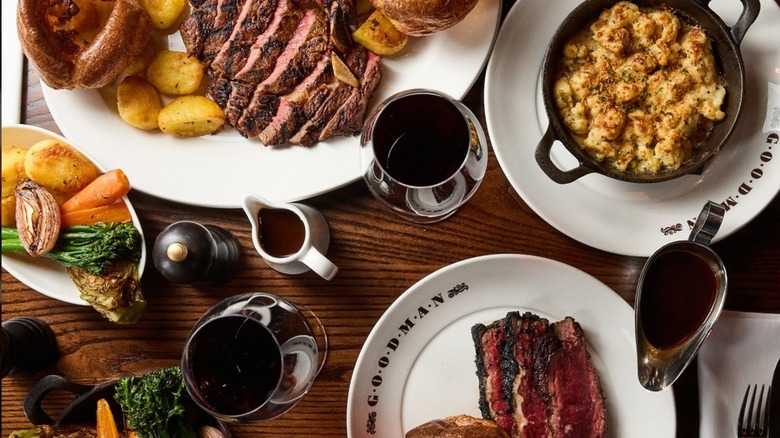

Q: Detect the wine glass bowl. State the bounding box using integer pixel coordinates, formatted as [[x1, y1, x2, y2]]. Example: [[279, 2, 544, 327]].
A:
[[360, 89, 488, 223], [181, 292, 327, 423]]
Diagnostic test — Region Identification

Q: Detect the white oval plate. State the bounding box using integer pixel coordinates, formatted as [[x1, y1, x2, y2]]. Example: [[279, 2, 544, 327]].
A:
[[485, 0, 780, 257], [1, 124, 147, 306], [39, 0, 501, 208], [346, 254, 675, 437]]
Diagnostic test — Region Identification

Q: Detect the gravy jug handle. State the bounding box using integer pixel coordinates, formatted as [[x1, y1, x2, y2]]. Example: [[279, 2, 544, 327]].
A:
[[688, 201, 725, 246]]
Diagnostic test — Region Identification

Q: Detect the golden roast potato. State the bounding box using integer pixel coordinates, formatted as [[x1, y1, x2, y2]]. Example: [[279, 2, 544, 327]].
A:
[[158, 96, 226, 136], [147, 50, 205, 95], [24, 139, 100, 199], [117, 75, 163, 130], [1, 146, 30, 226], [143, 0, 187, 29]]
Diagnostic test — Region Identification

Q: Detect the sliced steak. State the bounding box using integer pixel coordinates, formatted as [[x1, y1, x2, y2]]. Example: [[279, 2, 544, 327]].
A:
[[182, 0, 244, 62], [472, 318, 513, 432], [255, 7, 329, 96], [230, 0, 303, 84], [317, 50, 381, 140], [256, 55, 333, 144], [182, 0, 381, 145], [206, 74, 233, 108], [472, 313, 607, 438], [289, 45, 370, 145], [209, 0, 281, 76], [505, 312, 552, 438], [224, 80, 257, 127], [546, 317, 607, 438]]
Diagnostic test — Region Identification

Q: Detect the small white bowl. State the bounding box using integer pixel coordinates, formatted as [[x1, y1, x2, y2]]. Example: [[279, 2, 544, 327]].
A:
[[1, 124, 147, 306]]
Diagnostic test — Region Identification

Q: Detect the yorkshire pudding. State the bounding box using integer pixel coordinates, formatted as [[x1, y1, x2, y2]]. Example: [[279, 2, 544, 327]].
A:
[[371, 0, 479, 36], [17, 0, 152, 89], [405, 415, 509, 438]]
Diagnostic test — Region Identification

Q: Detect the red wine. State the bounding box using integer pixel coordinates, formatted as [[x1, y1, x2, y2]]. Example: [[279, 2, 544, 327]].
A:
[[372, 93, 469, 187], [639, 250, 717, 349], [186, 315, 282, 415], [258, 208, 305, 257]]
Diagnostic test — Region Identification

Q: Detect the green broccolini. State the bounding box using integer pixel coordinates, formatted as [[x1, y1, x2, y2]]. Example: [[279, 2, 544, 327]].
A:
[[114, 367, 196, 438], [1, 222, 141, 275]]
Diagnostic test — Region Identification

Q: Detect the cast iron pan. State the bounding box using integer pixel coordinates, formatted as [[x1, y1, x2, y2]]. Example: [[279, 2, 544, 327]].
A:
[[24, 374, 232, 436], [535, 0, 760, 184]]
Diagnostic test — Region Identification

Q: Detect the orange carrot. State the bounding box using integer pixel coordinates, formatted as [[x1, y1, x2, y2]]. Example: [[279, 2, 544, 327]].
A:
[[96, 398, 120, 438], [61, 169, 131, 214], [61, 201, 132, 228]]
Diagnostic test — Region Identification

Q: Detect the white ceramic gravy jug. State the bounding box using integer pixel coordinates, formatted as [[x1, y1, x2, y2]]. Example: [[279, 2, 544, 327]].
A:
[[242, 193, 338, 281]]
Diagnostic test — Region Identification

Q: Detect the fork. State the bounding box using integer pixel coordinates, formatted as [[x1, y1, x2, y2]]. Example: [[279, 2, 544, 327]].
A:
[[738, 384, 771, 437]]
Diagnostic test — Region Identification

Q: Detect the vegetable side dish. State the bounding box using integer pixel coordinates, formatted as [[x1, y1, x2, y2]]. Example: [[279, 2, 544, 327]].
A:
[[1, 139, 146, 324], [553, 1, 726, 175]]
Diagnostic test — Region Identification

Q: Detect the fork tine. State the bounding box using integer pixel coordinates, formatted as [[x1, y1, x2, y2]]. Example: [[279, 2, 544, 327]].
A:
[[755, 384, 765, 435], [739, 385, 751, 434], [748, 384, 758, 434], [759, 385, 771, 436]]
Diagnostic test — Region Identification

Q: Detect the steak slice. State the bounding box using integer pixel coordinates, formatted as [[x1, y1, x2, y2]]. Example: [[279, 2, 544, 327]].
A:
[[230, 0, 303, 84], [317, 50, 381, 140], [181, 0, 244, 62], [206, 75, 233, 108], [288, 45, 369, 145], [546, 317, 607, 438], [209, 0, 281, 76], [255, 7, 329, 96], [256, 55, 333, 144], [472, 318, 513, 432], [505, 312, 552, 438]]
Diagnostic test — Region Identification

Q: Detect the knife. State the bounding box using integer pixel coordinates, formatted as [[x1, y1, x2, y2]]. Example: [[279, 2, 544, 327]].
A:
[[770, 355, 780, 438]]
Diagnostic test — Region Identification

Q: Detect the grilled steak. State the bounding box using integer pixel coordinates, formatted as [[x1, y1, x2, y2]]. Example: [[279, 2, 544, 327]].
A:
[[181, 0, 381, 145], [472, 318, 513, 431], [472, 312, 607, 438]]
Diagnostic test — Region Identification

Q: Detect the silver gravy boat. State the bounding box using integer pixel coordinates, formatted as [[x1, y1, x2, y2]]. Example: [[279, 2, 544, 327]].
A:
[[634, 201, 728, 391]]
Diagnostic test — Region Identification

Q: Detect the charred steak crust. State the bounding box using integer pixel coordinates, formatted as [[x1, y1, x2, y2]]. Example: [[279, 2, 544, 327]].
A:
[[472, 312, 607, 438], [182, 0, 381, 145]]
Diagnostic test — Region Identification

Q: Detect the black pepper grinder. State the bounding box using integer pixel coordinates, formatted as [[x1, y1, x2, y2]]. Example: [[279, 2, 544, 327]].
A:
[[152, 221, 241, 285], [1, 317, 58, 378]]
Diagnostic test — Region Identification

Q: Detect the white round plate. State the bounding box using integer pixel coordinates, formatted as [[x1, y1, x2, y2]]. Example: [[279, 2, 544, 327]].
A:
[[346, 254, 675, 437], [1, 124, 147, 306], [39, 0, 501, 208], [485, 0, 780, 257]]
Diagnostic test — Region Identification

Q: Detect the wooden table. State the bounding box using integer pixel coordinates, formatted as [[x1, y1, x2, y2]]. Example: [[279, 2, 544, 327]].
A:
[[3, 20, 779, 437]]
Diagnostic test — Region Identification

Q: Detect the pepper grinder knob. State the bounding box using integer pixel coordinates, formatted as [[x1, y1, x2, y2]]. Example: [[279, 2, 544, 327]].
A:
[[152, 221, 240, 285], [1, 317, 58, 378]]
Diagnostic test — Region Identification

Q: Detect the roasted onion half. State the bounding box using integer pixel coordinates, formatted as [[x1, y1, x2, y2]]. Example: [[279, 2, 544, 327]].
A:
[[14, 179, 61, 257], [17, 0, 152, 89]]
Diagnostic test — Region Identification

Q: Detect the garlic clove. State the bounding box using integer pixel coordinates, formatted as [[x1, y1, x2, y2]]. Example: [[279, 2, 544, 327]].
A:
[[15, 179, 61, 257], [197, 425, 225, 438]]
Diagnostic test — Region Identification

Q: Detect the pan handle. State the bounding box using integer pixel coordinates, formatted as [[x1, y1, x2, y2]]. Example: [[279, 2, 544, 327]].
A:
[[534, 124, 595, 184], [23, 375, 94, 425], [729, 0, 760, 46], [697, 0, 761, 46]]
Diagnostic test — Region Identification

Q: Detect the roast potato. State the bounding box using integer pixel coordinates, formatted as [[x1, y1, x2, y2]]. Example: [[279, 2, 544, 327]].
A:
[[352, 10, 408, 56], [117, 75, 162, 130], [143, 0, 187, 29], [146, 50, 204, 95], [2, 146, 29, 226], [24, 139, 100, 200], [158, 96, 226, 136]]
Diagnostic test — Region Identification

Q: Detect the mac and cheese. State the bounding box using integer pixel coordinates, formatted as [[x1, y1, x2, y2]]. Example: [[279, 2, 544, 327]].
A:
[[554, 1, 725, 174]]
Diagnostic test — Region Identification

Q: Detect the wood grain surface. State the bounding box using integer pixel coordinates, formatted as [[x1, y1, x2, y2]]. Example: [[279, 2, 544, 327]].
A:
[[2, 3, 779, 436]]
